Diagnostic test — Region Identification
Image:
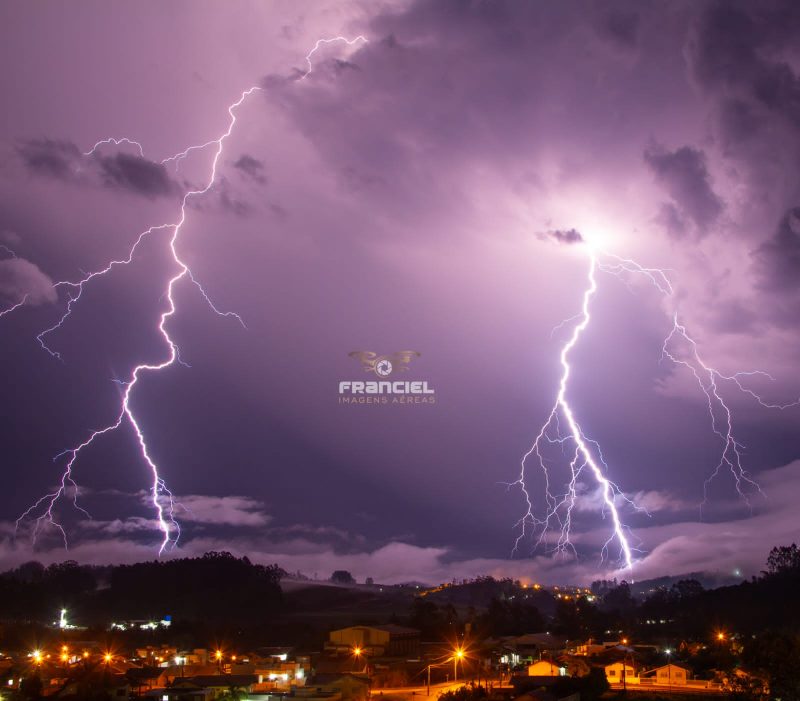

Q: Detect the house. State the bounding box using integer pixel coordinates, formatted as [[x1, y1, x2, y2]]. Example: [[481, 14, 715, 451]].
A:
[[307, 673, 370, 701], [496, 634, 566, 667], [158, 674, 258, 701], [126, 666, 163, 695], [157, 665, 220, 686], [644, 663, 691, 686], [604, 661, 638, 685], [527, 660, 566, 677], [574, 640, 624, 657], [57, 671, 130, 699]]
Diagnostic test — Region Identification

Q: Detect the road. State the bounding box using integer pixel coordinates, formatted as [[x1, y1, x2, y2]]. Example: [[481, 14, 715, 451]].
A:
[[609, 682, 725, 695], [372, 680, 486, 701]]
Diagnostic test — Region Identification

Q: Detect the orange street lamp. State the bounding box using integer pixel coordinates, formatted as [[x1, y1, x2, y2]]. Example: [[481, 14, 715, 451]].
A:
[[453, 647, 465, 682], [32, 650, 43, 665], [717, 632, 726, 642], [104, 653, 113, 664]]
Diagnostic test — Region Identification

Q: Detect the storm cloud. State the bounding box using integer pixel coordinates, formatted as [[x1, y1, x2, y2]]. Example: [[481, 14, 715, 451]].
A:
[[1, 0, 799, 583], [644, 145, 723, 237]]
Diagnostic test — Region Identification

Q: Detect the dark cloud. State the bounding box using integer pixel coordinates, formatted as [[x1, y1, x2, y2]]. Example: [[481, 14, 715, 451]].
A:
[[17, 139, 81, 179], [96, 153, 179, 199], [689, 1, 800, 126], [717, 98, 764, 151], [596, 9, 640, 49], [540, 228, 584, 245], [644, 145, 723, 236], [655, 202, 688, 238], [687, 0, 800, 258], [233, 154, 267, 185], [754, 206, 800, 292], [17, 139, 179, 199], [188, 177, 251, 217], [706, 298, 760, 335]]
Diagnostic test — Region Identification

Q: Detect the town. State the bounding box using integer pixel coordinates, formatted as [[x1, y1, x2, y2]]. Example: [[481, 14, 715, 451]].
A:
[[1, 545, 799, 701]]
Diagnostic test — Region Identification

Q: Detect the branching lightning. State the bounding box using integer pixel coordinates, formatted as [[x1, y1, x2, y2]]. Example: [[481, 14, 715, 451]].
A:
[[513, 243, 794, 569], [10, 36, 368, 553]]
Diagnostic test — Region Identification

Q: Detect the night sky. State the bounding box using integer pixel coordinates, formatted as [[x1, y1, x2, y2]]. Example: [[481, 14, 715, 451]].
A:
[[1, 0, 799, 585]]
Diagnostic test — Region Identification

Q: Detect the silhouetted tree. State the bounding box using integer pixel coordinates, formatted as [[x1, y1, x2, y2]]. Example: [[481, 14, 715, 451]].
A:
[[330, 570, 355, 585], [764, 544, 800, 576], [739, 630, 800, 699]]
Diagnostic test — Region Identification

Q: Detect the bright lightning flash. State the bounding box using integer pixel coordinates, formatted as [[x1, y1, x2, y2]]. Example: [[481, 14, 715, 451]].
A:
[[513, 243, 795, 569], [11, 37, 368, 553]]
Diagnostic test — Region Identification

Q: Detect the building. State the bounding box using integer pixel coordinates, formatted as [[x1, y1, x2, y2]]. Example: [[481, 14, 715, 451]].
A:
[[604, 661, 638, 685], [326, 626, 420, 658], [574, 640, 624, 657], [527, 661, 566, 677], [306, 674, 370, 701], [645, 663, 691, 686], [157, 674, 259, 701]]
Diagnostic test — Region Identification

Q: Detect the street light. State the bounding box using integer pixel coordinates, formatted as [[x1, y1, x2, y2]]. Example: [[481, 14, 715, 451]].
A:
[[453, 647, 465, 682], [32, 650, 42, 665], [352, 646, 368, 674]]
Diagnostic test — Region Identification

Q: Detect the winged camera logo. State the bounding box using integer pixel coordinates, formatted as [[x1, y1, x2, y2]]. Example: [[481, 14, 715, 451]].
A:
[[348, 350, 420, 378], [339, 350, 436, 405]]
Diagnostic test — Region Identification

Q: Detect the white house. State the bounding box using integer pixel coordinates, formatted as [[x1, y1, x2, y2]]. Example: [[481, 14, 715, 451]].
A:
[[605, 662, 638, 685], [649, 663, 690, 686], [527, 660, 566, 677]]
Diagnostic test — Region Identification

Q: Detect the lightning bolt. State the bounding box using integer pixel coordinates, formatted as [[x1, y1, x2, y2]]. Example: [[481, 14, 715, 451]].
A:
[[11, 36, 368, 553], [0, 294, 29, 319], [512, 253, 643, 568], [514, 242, 793, 569], [300, 36, 368, 80]]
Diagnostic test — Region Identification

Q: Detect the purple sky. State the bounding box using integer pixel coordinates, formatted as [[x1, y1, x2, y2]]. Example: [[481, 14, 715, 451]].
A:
[[1, 0, 800, 585]]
